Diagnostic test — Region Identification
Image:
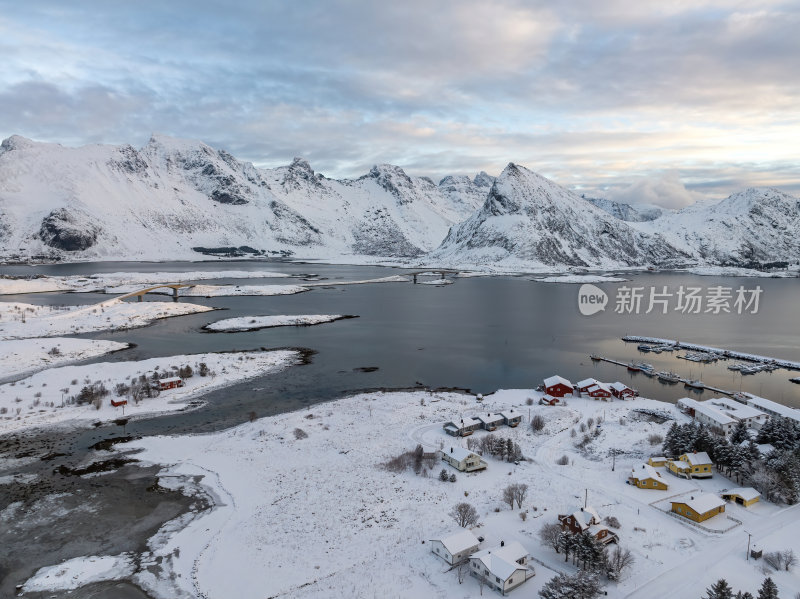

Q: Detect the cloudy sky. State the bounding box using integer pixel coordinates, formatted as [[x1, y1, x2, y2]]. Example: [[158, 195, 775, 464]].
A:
[[1, 0, 798, 207]]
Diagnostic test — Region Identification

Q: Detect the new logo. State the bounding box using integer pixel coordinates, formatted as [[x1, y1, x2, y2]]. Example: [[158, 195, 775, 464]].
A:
[[578, 284, 608, 316]]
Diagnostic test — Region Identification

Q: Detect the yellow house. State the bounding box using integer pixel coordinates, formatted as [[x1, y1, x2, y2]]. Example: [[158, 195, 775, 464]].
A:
[[647, 456, 668, 467], [667, 452, 713, 479], [629, 464, 669, 490], [721, 488, 761, 507], [671, 494, 726, 523]]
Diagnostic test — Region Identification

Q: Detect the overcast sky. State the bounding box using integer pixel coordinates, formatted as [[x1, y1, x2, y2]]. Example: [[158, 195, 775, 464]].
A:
[[1, 0, 798, 207]]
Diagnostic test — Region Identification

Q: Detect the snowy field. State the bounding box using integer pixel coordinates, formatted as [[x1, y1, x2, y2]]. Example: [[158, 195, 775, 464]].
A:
[[0, 299, 214, 340], [0, 270, 291, 295], [0, 349, 299, 434], [0, 337, 129, 380], [21, 389, 797, 598], [204, 314, 354, 332]]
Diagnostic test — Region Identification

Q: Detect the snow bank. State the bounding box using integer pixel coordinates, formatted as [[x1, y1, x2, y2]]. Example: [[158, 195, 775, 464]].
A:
[[22, 554, 135, 592], [0, 337, 129, 380], [204, 314, 354, 332], [0, 299, 214, 340], [0, 270, 291, 295], [536, 274, 628, 283], [108, 284, 309, 297], [0, 349, 299, 433]]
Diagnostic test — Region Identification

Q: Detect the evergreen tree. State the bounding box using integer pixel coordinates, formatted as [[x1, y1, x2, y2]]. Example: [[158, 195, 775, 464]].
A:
[[756, 577, 779, 599], [704, 579, 734, 599], [735, 592, 755, 599], [730, 420, 749, 445]]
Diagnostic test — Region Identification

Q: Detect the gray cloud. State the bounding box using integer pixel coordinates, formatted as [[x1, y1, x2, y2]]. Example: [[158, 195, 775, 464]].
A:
[[0, 0, 799, 201]]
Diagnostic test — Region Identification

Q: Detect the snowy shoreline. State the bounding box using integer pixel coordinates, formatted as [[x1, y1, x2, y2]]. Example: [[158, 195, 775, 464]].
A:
[[0, 337, 131, 381], [204, 314, 357, 332], [22, 387, 797, 598], [0, 349, 301, 434]]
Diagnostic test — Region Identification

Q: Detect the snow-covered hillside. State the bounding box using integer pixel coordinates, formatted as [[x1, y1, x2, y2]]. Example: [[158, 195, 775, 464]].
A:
[[0, 135, 485, 262], [585, 196, 663, 222], [630, 188, 800, 266], [1, 134, 797, 270], [428, 163, 685, 269]]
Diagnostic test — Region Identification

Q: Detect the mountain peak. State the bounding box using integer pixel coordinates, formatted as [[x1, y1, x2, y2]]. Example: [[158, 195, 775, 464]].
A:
[[1, 135, 38, 153], [473, 171, 495, 188]]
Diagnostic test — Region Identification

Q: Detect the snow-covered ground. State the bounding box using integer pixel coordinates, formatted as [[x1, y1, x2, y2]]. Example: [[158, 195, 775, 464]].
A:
[[110, 283, 309, 297], [0, 270, 292, 295], [0, 337, 129, 380], [0, 349, 299, 434], [27, 388, 796, 598], [0, 299, 214, 340], [683, 266, 800, 278], [536, 274, 629, 283], [22, 554, 135, 592], [204, 314, 353, 332]]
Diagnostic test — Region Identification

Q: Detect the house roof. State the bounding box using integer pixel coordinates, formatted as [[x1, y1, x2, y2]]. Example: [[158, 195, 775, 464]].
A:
[[544, 375, 572, 388], [476, 413, 504, 425], [681, 452, 712, 466], [723, 487, 761, 502], [649, 456, 667, 462], [576, 378, 598, 389], [586, 383, 612, 394], [160, 376, 182, 384], [587, 524, 610, 537], [471, 542, 528, 581], [564, 506, 600, 528], [610, 382, 631, 392], [499, 410, 520, 420], [434, 530, 480, 555], [631, 464, 663, 481], [674, 493, 726, 514], [452, 417, 480, 428], [669, 459, 691, 470], [709, 398, 767, 420], [744, 394, 800, 423], [446, 447, 478, 462]]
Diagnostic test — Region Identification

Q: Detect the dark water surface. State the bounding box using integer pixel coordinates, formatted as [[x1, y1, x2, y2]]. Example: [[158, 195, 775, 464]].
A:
[[0, 261, 798, 596]]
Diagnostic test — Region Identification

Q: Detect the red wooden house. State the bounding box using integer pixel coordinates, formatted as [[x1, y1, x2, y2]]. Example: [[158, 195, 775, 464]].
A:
[[585, 383, 612, 400], [610, 382, 635, 399], [158, 376, 184, 391], [576, 378, 600, 393], [544, 375, 573, 398]]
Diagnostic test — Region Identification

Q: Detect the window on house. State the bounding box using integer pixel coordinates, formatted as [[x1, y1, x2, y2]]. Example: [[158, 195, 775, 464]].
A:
[[508, 577, 513, 584], [496, 577, 501, 583]]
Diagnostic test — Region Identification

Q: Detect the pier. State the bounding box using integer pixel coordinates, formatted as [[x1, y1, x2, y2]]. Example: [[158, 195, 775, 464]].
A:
[[589, 354, 735, 396]]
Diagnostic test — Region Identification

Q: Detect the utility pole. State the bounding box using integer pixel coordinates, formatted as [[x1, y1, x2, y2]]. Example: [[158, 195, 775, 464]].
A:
[[746, 531, 752, 561], [584, 488, 588, 509]]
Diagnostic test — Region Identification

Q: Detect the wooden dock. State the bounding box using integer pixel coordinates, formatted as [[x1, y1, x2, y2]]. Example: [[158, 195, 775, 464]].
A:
[[589, 354, 734, 395]]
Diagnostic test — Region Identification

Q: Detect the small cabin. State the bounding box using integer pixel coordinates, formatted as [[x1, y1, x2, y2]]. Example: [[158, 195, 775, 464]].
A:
[[539, 395, 563, 406], [441, 447, 487, 472], [610, 382, 635, 399], [647, 456, 668, 467], [671, 494, 725, 523], [628, 464, 669, 490], [430, 530, 481, 565], [158, 377, 184, 391], [476, 413, 505, 431], [443, 417, 482, 437], [585, 383, 612, 400], [543, 375, 574, 398], [721, 488, 761, 507], [500, 410, 522, 427]]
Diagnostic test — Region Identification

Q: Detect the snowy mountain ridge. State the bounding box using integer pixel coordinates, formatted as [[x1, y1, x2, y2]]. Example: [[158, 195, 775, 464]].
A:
[[0, 134, 797, 269]]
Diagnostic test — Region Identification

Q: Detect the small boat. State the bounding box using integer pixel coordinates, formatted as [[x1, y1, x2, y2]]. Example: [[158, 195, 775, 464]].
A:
[[637, 344, 652, 352], [684, 379, 705, 389], [627, 362, 641, 371], [589, 354, 601, 361], [657, 371, 681, 383]]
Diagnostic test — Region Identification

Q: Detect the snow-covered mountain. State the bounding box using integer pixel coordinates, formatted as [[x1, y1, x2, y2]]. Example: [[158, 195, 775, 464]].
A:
[[427, 163, 685, 268], [1, 134, 797, 270], [630, 187, 800, 265], [584, 196, 663, 222], [0, 135, 486, 261]]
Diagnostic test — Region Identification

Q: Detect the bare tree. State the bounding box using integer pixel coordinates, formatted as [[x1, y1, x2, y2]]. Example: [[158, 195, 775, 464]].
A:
[[513, 483, 529, 508], [782, 549, 797, 571], [502, 485, 516, 509], [456, 561, 469, 584], [531, 414, 546, 432], [539, 523, 563, 553], [450, 502, 479, 528], [606, 546, 635, 580], [293, 428, 308, 440]]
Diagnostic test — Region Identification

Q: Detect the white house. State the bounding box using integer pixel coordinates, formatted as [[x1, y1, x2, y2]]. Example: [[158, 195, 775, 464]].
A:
[[476, 413, 505, 431], [469, 541, 531, 595], [441, 447, 488, 472], [430, 530, 481, 565], [677, 397, 736, 435], [707, 398, 768, 429], [742, 393, 800, 425]]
